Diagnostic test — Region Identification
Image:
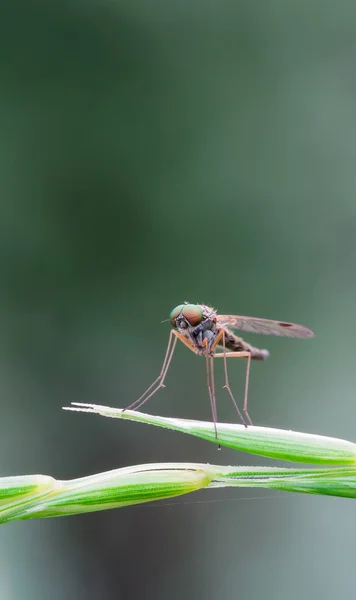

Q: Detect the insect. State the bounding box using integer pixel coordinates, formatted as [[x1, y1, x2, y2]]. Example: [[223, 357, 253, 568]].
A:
[[125, 302, 315, 437]]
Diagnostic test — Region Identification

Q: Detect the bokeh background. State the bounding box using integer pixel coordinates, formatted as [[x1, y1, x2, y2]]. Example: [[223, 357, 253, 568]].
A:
[[1, 1, 356, 598]]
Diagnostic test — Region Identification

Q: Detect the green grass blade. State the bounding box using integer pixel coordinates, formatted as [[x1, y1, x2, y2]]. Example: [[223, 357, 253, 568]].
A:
[[211, 465, 356, 499], [0, 475, 58, 522], [64, 403, 356, 465], [0, 463, 355, 525], [0, 464, 214, 524], [0, 475, 54, 505]]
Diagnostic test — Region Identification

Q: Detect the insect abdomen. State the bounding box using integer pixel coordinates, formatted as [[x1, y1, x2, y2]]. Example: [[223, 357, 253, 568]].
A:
[[223, 330, 270, 360]]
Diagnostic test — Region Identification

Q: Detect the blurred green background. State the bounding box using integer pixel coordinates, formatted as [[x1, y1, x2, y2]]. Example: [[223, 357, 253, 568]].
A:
[[1, 1, 356, 598]]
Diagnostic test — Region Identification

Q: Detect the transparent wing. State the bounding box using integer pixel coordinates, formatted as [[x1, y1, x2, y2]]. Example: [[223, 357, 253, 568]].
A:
[[217, 315, 315, 338]]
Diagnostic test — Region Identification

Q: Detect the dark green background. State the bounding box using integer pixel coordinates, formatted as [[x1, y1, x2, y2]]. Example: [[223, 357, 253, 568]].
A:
[[1, 1, 356, 598]]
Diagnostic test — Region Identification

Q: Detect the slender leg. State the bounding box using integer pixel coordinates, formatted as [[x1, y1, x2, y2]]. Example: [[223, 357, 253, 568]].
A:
[[214, 344, 252, 426], [205, 348, 218, 441], [242, 352, 252, 425], [124, 329, 196, 412], [209, 355, 222, 449]]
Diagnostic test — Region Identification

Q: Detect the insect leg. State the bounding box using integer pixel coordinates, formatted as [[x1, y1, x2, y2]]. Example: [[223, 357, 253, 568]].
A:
[[214, 335, 251, 426], [204, 344, 218, 442], [124, 330, 196, 412], [242, 352, 252, 425]]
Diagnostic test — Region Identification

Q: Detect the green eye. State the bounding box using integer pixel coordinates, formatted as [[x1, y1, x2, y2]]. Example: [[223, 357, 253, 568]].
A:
[[170, 305, 185, 327], [182, 304, 203, 326], [169, 304, 203, 327]]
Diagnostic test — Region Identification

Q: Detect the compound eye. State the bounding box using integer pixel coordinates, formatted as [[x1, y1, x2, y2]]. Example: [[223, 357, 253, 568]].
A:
[[181, 304, 203, 326], [169, 305, 185, 327]]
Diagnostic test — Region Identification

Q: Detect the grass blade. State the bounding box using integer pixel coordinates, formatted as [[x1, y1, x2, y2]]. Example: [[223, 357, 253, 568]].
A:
[[0, 464, 214, 524], [64, 404, 356, 465], [0, 462, 355, 525]]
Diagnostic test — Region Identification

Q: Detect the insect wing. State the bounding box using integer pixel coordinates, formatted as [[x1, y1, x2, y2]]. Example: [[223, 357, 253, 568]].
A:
[[217, 315, 315, 338]]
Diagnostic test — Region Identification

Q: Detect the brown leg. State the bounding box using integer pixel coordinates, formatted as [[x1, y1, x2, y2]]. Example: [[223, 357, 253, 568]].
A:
[[214, 342, 252, 426], [243, 352, 252, 425], [205, 348, 218, 441], [124, 329, 196, 412]]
